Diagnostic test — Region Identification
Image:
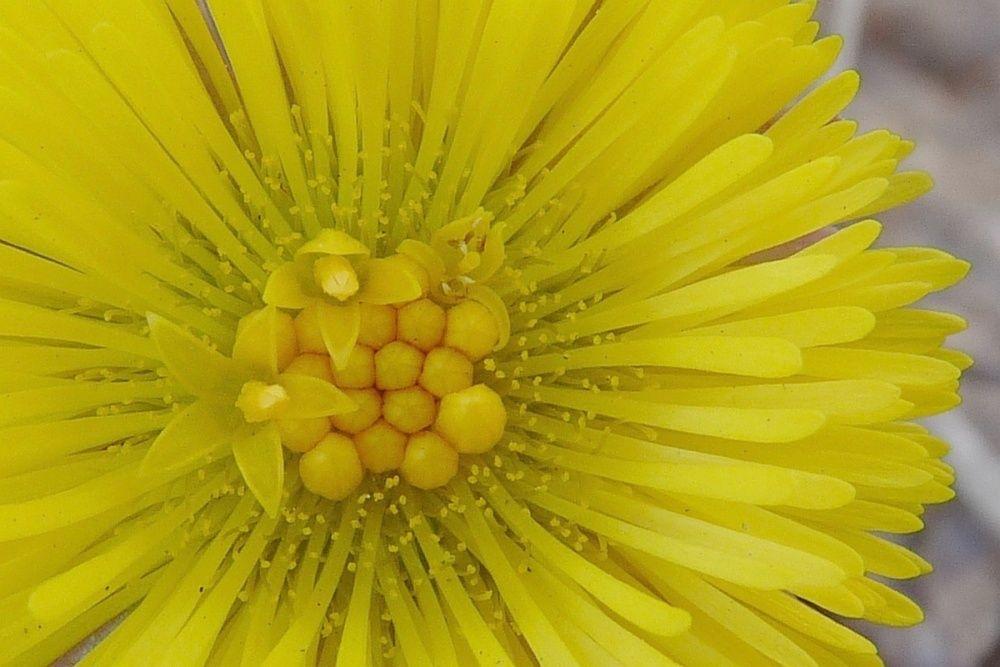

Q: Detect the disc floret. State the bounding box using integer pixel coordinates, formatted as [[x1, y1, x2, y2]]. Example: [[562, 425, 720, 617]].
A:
[[258, 231, 507, 500]]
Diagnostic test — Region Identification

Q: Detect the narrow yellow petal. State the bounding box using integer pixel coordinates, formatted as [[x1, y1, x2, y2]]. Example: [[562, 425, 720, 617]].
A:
[[140, 399, 238, 476], [355, 257, 423, 305], [262, 262, 313, 310], [148, 314, 242, 398], [296, 229, 370, 257], [231, 423, 284, 518]]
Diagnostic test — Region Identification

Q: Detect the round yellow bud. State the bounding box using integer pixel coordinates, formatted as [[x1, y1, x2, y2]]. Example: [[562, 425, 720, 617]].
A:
[[299, 433, 364, 501], [274, 311, 298, 371], [277, 417, 330, 453], [283, 353, 334, 383], [383, 386, 437, 434], [294, 306, 326, 354], [330, 388, 382, 434], [419, 347, 474, 398], [313, 254, 359, 300], [374, 341, 424, 390], [358, 303, 397, 349], [400, 432, 458, 490], [236, 381, 289, 423], [443, 301, 498, 361], [354, 420, 407, 473], [434, 384, 506, 454], [397, 299, 446, 352], [330, 345, 375, 389]]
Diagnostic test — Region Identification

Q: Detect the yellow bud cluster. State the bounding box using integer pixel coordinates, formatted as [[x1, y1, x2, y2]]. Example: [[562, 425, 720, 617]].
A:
[[278, 292, 504, 501]]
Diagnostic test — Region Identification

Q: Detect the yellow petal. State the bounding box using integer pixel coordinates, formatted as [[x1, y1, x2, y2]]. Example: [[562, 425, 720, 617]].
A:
[[296, 229, 370, 257], [355, 257, 423, 305], [262, 261, 313, 309], [397, 239, 446, 288], [232, 423, 284, 518], [147, 314, 242, 398], [140, 399, 240, 476], [315, 300, 360, 369], [278, 372, 356, 418], [232, 306, 281, 377], [469, 224, 506, 282], [466, 284, 511, 351]]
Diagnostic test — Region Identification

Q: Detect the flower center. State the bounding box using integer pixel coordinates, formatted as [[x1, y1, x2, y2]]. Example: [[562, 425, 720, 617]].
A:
[[259, 274, 505, 501], [312, 254, 359, 300], [236, 381, 290, 423]]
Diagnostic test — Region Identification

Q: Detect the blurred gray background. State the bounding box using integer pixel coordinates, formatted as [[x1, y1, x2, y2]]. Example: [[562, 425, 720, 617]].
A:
[[817, 2, 1000, 665]]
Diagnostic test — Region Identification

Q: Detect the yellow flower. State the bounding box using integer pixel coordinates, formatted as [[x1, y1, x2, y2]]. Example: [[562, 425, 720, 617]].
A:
[[263, 229, 424, 367], [143, 308, 354, 517], [0, 2, 970, 666]]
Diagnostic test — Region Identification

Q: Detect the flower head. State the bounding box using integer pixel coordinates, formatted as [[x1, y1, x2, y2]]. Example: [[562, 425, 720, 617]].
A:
[[0, 2, 969, 666]]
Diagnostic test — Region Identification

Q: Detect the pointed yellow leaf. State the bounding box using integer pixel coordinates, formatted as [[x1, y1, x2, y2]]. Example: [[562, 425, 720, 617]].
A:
[[147, 314, 242, 398], [356, 257, 423, 305], [262, 261, 313, 309], [140, 399, 239, 475], [470, 226, 506, 282], [397, 239, 446, 286], [296, 229, 370, 257], [232, 423, 284, 518], [316, 300, 360, 369], [279, 373, 356, 418], [233, 306, 280, 377]]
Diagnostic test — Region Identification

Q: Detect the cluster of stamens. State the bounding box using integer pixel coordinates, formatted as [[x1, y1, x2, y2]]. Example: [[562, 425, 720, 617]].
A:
[[241, 294, 505, 500]]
